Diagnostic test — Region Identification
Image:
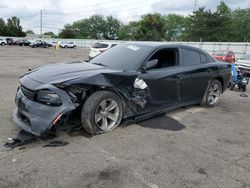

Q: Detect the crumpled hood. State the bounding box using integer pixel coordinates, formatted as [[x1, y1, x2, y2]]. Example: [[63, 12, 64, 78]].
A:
[[25, 61, 120, 84]]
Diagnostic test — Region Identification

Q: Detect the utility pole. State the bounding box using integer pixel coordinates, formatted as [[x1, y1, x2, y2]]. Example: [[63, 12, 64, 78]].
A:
[[40, 10, 43, 38], [194, 0, 197, 12]]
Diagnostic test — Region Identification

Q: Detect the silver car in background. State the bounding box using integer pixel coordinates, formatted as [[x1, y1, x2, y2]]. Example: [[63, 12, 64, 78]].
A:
[[235, 54, 250, 76]]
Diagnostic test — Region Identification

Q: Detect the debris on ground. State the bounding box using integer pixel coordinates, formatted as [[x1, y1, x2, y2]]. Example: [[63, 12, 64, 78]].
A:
[[43, 140, 69, 147], [240, 93, 248, 97], [4, 130, 37, 149]]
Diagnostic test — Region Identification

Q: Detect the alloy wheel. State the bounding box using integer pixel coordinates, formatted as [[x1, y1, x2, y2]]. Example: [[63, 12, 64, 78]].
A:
[[95, 99, 120, 131], [208, 82, 221, 105]]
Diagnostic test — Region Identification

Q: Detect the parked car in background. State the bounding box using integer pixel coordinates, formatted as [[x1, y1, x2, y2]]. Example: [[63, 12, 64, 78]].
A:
[[59, 42, 76, 48], [89, 42, 117, 60], [212, 50, 235, 63], [13, 43, 231, 136], [0, 38, 7, 46], [30, 40, 52, 48], [18, 39, 31, 46], [235, 54, 250, 77], [49, 41, 58, 47], [5, 38, 14, 45]]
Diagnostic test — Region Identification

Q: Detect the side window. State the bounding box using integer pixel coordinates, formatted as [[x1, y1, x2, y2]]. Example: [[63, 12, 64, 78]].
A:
[[148, 48, 178, 69], [181, 48, 201, 65], [200, 53, 207, 63]]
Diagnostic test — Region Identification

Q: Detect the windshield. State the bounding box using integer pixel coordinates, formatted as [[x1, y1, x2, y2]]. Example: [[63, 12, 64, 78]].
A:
[[240, 54, 250, 61], [90, 44, 153, 70]]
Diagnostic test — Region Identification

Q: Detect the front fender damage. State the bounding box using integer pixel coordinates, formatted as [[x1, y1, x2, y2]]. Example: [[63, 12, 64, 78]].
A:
[[64, 72, 150, 115], [13, 72, 150, 139]]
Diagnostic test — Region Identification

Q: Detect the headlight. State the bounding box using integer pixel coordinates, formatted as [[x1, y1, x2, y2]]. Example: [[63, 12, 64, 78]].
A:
[[36, 90, 62, 106]]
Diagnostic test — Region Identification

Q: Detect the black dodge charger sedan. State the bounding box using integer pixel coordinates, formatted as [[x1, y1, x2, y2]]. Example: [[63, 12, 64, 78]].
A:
[[14, 43, 231, 136]]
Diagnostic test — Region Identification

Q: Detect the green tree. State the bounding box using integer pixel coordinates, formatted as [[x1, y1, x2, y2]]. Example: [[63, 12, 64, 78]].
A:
[[134, 13, 166, 41], [231, 8, 250, 42], [213, 1, 233, 41], [164, 14, 188, 41], [71, 18, 90, 38], [43, 31, 57, 38], [103, 16, 121, 40], [118, 21, 139, 40], [58, 24, 77, 38], [184, 8, 218, 41], [6, 16, 26, 37], [88, 15, 106, 39], [25, 30, 35, 34], [0, 18, 7, 36]]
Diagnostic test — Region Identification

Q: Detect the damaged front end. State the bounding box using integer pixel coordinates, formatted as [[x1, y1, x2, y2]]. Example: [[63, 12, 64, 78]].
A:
[[13, 77, 77, 137]]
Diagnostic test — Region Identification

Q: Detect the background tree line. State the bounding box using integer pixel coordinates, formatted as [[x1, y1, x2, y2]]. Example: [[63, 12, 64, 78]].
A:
[[58, 1, 250, 42], [0, 16, 26, 37], [1, 1, 250, 42]]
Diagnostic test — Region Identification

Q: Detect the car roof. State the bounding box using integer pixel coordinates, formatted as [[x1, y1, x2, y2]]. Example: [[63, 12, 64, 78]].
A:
[[122, 42, 207, 53]]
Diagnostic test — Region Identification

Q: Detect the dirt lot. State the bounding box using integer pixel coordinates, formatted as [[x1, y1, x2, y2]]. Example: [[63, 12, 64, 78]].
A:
[[0, 46, 250, 188]]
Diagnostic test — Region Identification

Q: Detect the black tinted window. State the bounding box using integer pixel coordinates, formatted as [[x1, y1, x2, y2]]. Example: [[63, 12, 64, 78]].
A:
[[149, 49, 178, 69], [182, 49, 201, 65], [92, 43, 109, 48], [200, 53, 207, 63]]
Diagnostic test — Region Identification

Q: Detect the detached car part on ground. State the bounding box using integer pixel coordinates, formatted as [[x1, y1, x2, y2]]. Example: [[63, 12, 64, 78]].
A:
[[13, 43, 231, 136]]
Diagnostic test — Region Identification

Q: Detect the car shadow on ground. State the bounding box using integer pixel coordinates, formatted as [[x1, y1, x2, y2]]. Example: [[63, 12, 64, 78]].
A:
[[136, 115, 185, 131]]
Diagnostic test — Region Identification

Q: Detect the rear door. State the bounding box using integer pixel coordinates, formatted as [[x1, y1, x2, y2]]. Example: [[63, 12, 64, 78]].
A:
[[179, 47, 212, 102]]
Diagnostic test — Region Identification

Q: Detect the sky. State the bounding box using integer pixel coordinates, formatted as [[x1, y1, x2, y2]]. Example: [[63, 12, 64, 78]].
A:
[[0, 0, 249, 34]]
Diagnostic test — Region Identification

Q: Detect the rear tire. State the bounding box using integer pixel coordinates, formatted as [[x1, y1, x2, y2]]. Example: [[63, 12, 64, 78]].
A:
[[201, 79, 222, 107], [81, 91, 123, 135]]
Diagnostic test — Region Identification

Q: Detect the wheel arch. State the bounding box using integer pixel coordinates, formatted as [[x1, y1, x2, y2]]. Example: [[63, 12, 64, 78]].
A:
[[79, 86, 126, 114], [213, 76, 224, 92]]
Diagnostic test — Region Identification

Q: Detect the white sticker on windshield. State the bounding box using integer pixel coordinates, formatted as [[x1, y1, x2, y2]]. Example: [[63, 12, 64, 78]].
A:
[[127, 45, 140, 51]]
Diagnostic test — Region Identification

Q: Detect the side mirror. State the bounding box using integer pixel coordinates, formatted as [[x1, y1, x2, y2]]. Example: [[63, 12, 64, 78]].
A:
[[141, 59, 158, 73]]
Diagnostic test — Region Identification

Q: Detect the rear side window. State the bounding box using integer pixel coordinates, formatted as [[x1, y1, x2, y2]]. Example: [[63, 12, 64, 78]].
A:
[[181, 49, 201, 65], [92, 43, 109, 48], [200, 53, 207, 63]]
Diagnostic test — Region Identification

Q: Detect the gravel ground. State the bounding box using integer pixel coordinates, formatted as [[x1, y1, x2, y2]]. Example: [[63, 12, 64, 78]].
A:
[[0, 46, 250, 188]]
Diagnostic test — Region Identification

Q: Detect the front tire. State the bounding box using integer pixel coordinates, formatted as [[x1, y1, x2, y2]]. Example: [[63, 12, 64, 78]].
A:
[[81, 91, 123, 135], [201, 79, 222, 107]]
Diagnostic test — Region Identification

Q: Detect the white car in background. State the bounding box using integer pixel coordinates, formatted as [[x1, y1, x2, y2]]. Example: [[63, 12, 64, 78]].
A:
[[89, 42, 117, 60], [49, 41, 58, 47], [0, 38, 7, 46], [59, 41, 77, 48], [235, 54, 250, 77]]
